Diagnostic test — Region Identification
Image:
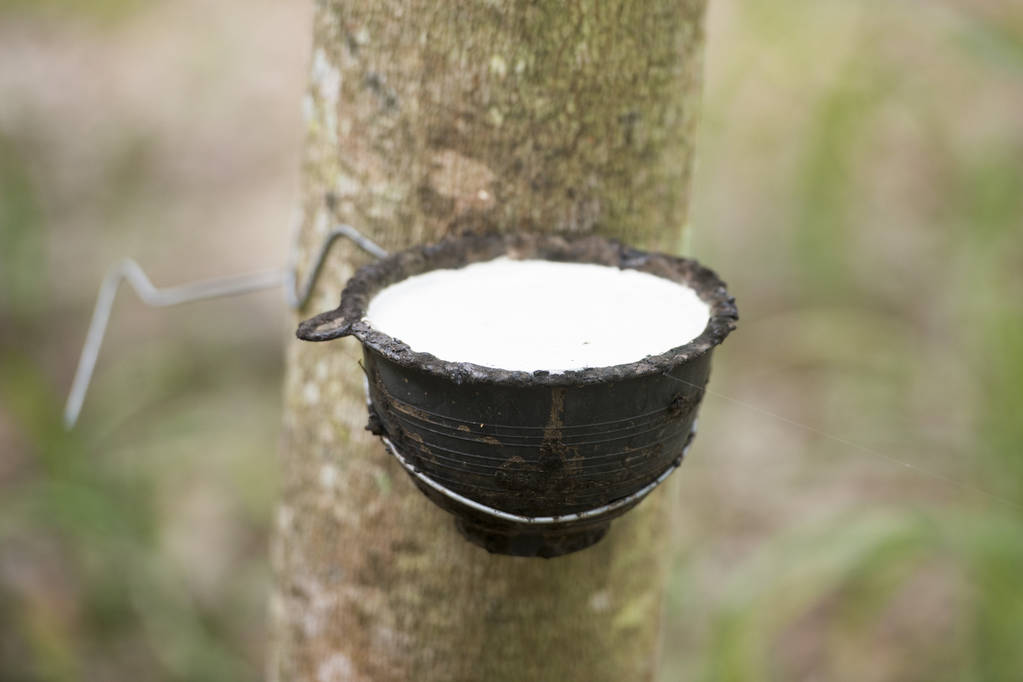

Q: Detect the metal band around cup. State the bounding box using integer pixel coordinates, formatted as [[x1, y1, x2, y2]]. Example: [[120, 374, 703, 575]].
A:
[[377, 414, 696, 526]]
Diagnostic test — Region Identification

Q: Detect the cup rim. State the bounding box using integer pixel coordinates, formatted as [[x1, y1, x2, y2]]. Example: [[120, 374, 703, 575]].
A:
[[296, 231, 738, 387]]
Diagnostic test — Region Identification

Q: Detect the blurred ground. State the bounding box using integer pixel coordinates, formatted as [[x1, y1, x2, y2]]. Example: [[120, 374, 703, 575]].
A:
[[1, 1, 1021, 681]]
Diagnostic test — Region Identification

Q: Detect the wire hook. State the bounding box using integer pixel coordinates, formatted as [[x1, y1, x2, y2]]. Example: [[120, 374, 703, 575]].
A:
[[63, 224, 387, 429]]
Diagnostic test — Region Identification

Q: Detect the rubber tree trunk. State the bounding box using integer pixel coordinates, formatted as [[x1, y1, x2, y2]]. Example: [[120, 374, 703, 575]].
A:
[[270, 2, 708, 680]]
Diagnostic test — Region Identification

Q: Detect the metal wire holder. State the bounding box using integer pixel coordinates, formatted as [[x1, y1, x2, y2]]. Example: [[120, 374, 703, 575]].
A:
[[63, 224, 386, 428]]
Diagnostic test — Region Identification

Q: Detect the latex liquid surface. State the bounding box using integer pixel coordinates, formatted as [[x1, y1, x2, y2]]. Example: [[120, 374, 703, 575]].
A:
[[364, 257, 711, 372]]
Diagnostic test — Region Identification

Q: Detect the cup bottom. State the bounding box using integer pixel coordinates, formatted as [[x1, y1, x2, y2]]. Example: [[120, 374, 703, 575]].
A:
[[454, 517, 609, 558]]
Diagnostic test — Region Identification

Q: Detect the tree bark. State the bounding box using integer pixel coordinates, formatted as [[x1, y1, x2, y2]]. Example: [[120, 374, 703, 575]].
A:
[[270, 2, 707, 680]]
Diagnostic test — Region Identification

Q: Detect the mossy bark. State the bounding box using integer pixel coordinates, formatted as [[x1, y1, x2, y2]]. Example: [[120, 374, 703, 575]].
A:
[[270, 1, 707, 680]]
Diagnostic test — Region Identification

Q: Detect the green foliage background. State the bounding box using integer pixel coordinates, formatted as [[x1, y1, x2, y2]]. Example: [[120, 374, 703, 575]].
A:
[[1, 1, 1021, 680]]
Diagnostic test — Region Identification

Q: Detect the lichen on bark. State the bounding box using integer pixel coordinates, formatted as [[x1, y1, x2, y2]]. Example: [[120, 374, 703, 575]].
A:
[[270, 1, 707, 680]]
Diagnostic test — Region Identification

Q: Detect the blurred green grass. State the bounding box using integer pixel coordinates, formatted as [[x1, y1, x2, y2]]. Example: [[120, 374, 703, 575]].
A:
[[1, 0, 1022, 680]]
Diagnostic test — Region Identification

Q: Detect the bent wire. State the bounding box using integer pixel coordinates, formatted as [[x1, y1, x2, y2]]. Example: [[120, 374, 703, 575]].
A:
[[63, 224, 386, 429]]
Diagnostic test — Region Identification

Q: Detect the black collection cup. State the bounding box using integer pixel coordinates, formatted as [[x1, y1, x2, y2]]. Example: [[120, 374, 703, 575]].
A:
[[297, 232, 737, 557]]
